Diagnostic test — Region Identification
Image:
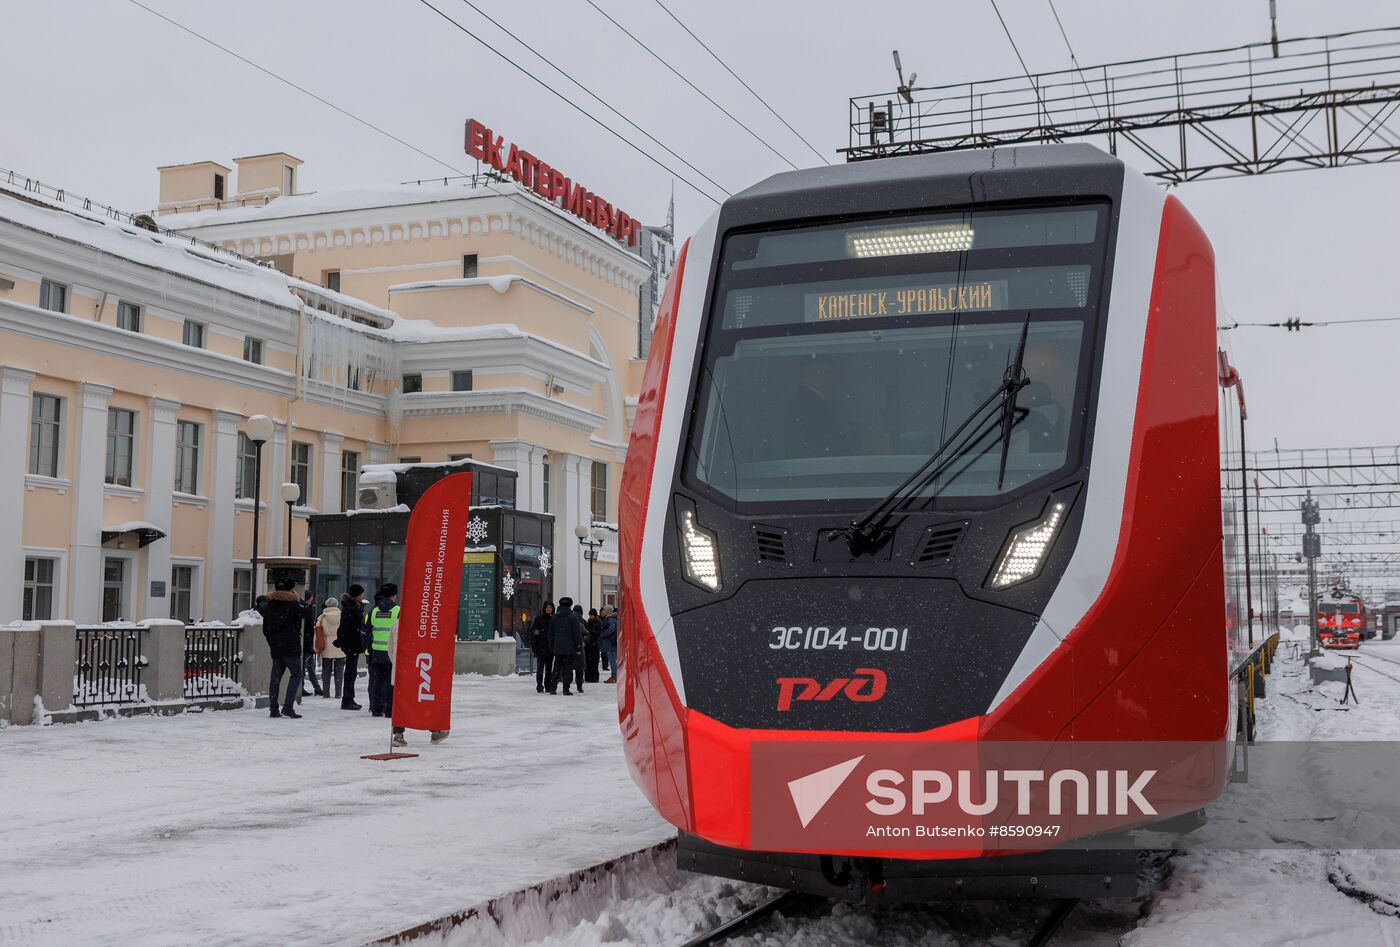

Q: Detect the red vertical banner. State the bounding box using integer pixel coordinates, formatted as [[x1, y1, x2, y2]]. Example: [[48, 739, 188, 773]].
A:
[[392, 473, 472, 732]]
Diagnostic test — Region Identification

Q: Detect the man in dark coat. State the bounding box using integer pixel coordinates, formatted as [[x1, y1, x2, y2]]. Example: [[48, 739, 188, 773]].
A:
[[335, 583, 366, 711], [600, 606, 619, 684], [258, 578, 306, 719], [531, 602, 555, 693], [300, 591, 323, 699], [584, 609, 602, 684], [547, 597, 584, 695]]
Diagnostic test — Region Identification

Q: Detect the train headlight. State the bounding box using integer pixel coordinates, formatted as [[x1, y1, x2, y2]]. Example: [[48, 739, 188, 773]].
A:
[[988, 501, 1069, 590], [679, 509, 722, 592]]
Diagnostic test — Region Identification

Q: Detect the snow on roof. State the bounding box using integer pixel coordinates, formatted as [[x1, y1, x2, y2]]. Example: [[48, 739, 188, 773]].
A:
[[167, 181, 500, 228], [390, 275, 523, 295], [362, 456, 515, 476]]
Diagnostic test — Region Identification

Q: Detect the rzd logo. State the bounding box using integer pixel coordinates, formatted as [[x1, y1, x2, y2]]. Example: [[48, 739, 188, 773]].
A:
[[776, 668, 886, 711], [416, 653, 435, 702]]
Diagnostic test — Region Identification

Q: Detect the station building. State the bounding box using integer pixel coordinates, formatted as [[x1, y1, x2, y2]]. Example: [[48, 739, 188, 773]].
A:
[[0, 147, 669, 627]]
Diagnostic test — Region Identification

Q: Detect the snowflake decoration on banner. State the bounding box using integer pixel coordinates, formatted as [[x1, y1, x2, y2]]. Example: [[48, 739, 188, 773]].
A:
[[501, 570, 516, 599], [467, 515, 489, 545], [538, 549, 552, 577]]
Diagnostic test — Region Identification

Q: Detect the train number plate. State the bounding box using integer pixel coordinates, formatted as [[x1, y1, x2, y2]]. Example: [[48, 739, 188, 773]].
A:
[[767, 626, 909, 653]]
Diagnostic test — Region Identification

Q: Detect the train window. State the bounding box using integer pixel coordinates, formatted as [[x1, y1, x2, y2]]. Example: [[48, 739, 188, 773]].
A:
[[688, 204, 1107, 509]]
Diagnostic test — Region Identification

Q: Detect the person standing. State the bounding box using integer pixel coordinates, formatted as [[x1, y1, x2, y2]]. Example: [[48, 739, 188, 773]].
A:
[[336, 584, 366, 711], [584, 608, 602, 684], [548, 597, 584, 695], [300, 590, 323, 699], [317, 597, 345, 701], [531, 602, 555, 693], [571, 604, 587, 693], [258, 578, 306, 719], [600, 606, 618, 684], [366, 584, 398, 719]]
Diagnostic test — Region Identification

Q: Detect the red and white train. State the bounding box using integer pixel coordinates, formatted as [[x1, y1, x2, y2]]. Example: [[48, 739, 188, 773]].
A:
[[618, 144, 1255, 900]]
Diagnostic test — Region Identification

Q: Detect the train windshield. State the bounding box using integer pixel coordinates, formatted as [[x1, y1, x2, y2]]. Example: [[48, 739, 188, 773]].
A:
[[688, 204, 1109, 509]]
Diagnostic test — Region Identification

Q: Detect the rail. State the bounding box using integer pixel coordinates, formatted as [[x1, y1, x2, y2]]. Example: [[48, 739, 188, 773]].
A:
[[184, 625, 245, 700], [73, 626, 147, 708]]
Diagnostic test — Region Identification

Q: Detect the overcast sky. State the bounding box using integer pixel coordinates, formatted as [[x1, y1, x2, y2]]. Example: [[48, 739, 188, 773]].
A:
[[4, 0, 1397, 476]]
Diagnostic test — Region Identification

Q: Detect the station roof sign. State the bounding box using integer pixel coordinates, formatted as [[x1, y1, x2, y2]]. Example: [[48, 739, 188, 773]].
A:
[[466, 118, 641, 248]]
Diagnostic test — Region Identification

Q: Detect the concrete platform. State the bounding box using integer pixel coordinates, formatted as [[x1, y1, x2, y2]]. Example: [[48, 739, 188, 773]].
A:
[[0, 674, 672, 946]]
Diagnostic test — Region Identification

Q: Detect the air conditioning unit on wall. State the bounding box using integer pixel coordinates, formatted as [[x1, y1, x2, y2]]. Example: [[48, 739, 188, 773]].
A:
[[356, 480, 398, 510]]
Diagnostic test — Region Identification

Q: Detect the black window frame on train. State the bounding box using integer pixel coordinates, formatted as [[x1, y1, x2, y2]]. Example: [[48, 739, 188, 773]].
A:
[[679, 200, 1114, 515]]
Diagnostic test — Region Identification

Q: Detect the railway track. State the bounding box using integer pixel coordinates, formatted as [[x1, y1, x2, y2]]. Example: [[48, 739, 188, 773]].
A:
[[678, 892, 1087, 946]]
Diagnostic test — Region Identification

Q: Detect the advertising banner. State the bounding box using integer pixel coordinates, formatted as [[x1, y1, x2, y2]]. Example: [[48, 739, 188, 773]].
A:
[[392, 472, 472, 732]]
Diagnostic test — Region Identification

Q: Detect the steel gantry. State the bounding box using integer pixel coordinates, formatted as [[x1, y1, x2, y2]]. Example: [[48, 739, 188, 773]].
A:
[[844, 27, 1400, 182]]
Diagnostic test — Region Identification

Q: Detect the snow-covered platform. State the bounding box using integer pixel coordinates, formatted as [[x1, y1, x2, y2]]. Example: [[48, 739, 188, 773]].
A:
[[0, 676, 672, 946]]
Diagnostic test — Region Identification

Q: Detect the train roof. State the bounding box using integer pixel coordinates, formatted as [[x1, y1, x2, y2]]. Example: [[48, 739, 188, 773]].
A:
[[720, 144, 1127, 230]]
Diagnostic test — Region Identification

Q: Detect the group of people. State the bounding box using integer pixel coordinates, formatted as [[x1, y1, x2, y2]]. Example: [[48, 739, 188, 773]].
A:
[[256, 580, 445, 748], [529, 599, 619, 695]]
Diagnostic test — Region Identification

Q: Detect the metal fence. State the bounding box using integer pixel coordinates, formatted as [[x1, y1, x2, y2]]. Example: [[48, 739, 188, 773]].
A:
[[73, 626, 147, 708], [184, 625, 244, 700]]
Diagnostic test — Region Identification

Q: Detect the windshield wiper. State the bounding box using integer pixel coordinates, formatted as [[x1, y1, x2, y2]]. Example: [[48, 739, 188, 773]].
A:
[[839, 313, 1033, 555], [996, 313, 1033, 490]]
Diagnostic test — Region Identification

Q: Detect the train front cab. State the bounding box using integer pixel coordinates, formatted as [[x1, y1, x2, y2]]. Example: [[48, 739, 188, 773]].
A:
[[618, 145, 1241, 901]]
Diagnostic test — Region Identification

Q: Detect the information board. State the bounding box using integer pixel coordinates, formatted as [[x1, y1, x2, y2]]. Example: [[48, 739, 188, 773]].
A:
[[458, 551, 496, 640]]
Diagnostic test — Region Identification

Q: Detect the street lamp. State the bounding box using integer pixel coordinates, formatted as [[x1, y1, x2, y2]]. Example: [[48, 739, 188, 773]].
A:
[[574, 524, 607, 611], [281, 482, 301, 556], [245, 414, 275, 581]]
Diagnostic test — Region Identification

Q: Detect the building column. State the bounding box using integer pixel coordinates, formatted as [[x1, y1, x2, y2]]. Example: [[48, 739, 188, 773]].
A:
[[0, 368, 35, 622], [319, 432, 343, 514], [69, 383, 114, 623], [143, 398, 180, 620], [207, 410, 241, 621], [488, 439, 547, 513], [263, 420, 288, 560], [558, 453, 593, 605]]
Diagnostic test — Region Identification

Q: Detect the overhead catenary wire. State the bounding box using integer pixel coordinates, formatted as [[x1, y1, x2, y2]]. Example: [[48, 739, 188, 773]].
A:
[[583, 0, 802, 171], [1045, 0, 1104, 119], [415, 0, 726, 205], [121, 0, 468, 178], [987, 0, 1052, 121], [648, 0, 830, 166], [449, 0, 732, 201], [1220, 316, 1400, 329]]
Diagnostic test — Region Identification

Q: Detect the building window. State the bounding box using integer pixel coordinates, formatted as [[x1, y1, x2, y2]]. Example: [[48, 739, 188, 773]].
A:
[[235, 432, 258, 500], [340, 450, 360, 512], [102, 557, 125, 622], [402, 373, 423, 394], [29, 394, 61, 478], [171, 565, 195, 623], [398, 456, 420, 464], [462, 254, 478, 278], [183, 320, 206, 348], [105, 408, 136, 486], [39, 280, 67, 313], [282, 165, 296, 195], [291, 441, 312, 506], [541, 460, 551, 514], [591, 462, 608, 520], [449, 453, 472, 462], [117, 301, 142, 332], [175, 420, 200, 495], [323, 270, 341, 293], [23, 557, 56, 621], [214, 173, 225, 201], [452, 371, 473, 392], [232, 568, 253, 618], [243, 337, 263, 364]]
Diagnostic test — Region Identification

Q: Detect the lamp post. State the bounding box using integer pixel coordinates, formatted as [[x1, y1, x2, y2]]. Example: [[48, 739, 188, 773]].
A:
[[574, 524, 606, 611], [281, 482, 301, 556], [245, 414, 274, 585]]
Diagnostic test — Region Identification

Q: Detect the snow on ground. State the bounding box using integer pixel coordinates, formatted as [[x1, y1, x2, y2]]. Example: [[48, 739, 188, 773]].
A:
[[0, 675, 671, 947]]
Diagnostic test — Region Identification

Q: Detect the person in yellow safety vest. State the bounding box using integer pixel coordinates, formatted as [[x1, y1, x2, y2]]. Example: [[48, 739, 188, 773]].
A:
[[366, 584, 398, 720]]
